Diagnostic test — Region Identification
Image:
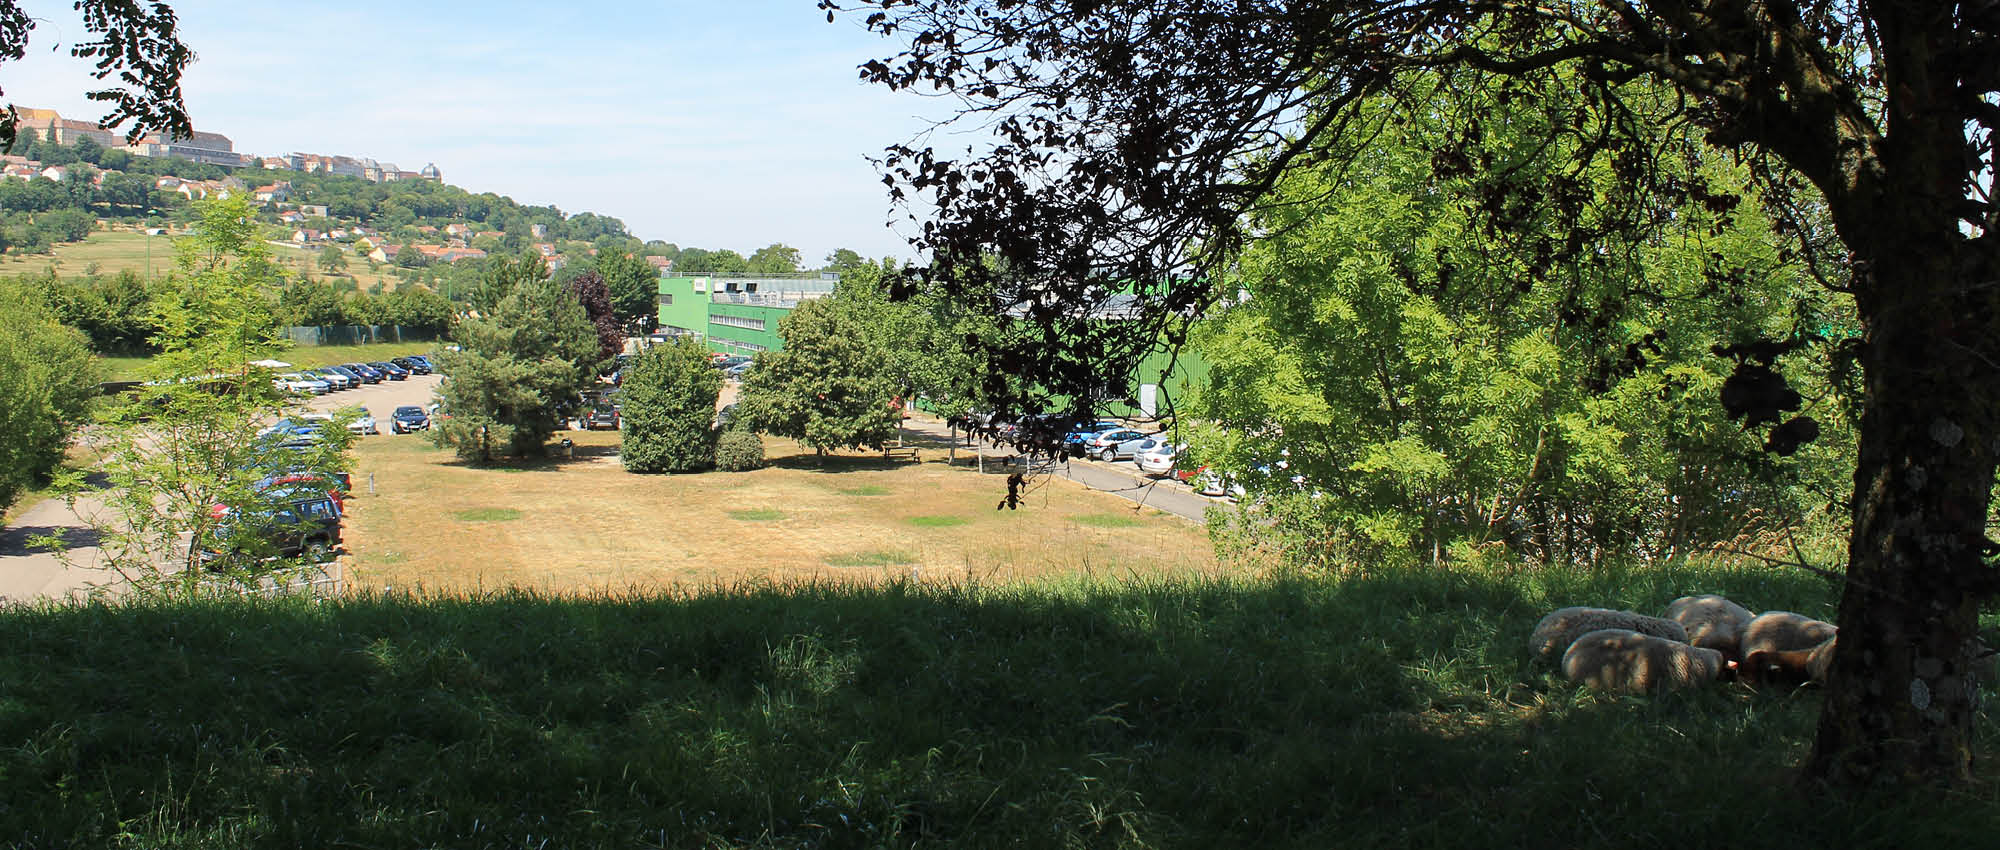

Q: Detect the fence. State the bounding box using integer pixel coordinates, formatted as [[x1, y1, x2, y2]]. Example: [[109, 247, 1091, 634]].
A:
[[286, 325, 441, 347]]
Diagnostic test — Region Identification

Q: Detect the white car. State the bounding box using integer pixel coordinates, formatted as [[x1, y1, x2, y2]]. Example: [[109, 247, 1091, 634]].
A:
[[1135, 442, 1183, 476], [275, 373, 330, 395], [344, 408, 378, 435]]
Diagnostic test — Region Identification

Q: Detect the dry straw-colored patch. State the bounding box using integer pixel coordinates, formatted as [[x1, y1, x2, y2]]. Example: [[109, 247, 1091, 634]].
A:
[[343, 430, 1238, 595]]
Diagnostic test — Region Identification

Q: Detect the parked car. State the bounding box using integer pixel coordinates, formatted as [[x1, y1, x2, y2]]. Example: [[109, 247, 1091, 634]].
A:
[[1062, 420, 1125, 453], [201, 483, 342, 568], [403, 354, 437, 373], [1135, 442, 1184, 476], [324, 365, 366, 387], [275, 373, 330, 395], [344, 407, 379, 435], [578, 402, 620, 430], [343, 363, 384, 384], [390, 405, 430, 433], [368, 361, 410, 380], [724, 361, 755, 379], [1083, 429, 1157, 462], [309, 368, 353, 390]]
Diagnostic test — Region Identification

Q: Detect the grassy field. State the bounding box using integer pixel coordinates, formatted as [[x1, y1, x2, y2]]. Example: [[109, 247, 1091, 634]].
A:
[[0, 559, 1993, 847], [96, 342, 438, 381], [6, 227, 401, 292], [342, 429, 1225, 595]]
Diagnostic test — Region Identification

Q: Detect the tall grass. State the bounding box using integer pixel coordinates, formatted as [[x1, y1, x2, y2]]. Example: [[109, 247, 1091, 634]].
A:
[[0, 560, 1991, 848]]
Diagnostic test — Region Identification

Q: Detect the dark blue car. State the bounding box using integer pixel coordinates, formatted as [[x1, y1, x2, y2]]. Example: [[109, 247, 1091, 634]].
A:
[[391, 405, 430, 433]]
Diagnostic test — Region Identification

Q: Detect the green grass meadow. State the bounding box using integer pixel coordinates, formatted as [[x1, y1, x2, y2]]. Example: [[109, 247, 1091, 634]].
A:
[[2, 559, 1995, 847]]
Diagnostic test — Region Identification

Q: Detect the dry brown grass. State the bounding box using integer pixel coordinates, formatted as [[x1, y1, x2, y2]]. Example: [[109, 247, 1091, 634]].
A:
[[343, 429, 1235, 595]]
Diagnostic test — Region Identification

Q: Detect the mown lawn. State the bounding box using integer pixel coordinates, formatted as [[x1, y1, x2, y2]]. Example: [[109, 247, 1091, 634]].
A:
[[1, 561, 1993, 848], [96, 342, 438, 381]]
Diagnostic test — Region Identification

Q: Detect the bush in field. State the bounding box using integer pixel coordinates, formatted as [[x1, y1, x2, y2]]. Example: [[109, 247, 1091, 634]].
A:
[[0, 279, 99, 512], [714, 429, 765, 472], [620, 341, 722, 473]]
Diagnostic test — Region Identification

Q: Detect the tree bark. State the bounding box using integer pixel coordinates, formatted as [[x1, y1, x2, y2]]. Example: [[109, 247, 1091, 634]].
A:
[[1808, 239, 1999, 786]]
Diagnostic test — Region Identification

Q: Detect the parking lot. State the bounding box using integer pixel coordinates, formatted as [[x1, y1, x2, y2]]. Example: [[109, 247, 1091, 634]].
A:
[[299, 372, 444, 431]]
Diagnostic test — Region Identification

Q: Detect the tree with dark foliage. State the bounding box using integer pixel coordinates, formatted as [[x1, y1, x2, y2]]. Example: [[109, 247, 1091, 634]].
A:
[[825, 0, 2000, 787], [0, 1, 194, 150], [564, 270, 625, 365]]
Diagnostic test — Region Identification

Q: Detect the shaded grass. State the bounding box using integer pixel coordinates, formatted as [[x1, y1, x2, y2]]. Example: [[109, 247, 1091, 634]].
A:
[[0, 562, 1993, 847], [453, 508, 522, 522], [907, 515, 968, 528], [825, 550, 917, 567], [728, 508, 784, 521]]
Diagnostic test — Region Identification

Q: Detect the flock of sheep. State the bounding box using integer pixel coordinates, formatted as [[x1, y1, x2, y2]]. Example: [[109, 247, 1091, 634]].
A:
[[1532, 595, 1839, 693]]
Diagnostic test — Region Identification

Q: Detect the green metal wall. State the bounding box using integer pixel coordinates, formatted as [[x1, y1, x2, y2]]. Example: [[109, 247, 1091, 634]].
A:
[[655, 276, 710, 337], [704, 303, 789, 354]]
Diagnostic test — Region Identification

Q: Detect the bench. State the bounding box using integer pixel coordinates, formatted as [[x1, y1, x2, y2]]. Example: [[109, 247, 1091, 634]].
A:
[[883, 441, 920, 462]]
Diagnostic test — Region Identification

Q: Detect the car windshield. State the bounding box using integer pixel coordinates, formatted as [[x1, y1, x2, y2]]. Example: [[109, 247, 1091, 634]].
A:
[[395, 406, 423, 416]]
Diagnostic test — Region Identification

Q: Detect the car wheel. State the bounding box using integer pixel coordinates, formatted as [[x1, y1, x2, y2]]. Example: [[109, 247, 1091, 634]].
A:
[[1099, 448, 1116, 462]]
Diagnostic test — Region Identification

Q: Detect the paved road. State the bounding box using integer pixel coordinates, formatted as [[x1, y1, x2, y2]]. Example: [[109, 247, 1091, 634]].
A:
[[896, 416, 1225, 524]]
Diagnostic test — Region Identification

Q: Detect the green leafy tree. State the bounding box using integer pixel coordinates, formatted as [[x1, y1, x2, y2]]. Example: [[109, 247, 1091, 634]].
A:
[[54, 196, 348, 596], [594, 249, 658, 333], [432, 256, 600, 461], [822, 248, 869, 276], [738, 292, 903, 456], [620, 340, 722, 473], [1192, 77, 1854, 571], [747, 243, 802, 274], [0, 278, 99, 512], [315, 245, 348, 275]]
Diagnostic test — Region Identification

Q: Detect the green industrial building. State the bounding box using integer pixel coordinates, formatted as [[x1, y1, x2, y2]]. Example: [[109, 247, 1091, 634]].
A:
[[655, 273, 839, 356]]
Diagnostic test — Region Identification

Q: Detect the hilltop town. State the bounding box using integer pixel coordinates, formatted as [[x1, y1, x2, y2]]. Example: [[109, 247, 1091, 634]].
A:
[[14, 106, 441, 182]]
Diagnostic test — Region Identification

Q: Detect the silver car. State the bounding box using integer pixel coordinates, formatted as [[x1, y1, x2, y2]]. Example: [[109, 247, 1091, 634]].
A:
[[1085, 429, 1159, 462]]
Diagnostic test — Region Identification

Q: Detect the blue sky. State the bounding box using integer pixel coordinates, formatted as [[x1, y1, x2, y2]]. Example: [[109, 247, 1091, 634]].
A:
[[6, 1, 951, 264]]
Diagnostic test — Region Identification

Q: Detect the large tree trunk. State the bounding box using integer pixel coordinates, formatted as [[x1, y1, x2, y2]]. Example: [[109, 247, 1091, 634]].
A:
[[1807, 237, 1999, 786]]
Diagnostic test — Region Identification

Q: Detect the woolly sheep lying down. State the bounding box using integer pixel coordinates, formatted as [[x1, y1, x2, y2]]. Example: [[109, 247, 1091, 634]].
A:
[[1664, 594, 1756, 660], [1740, 611, 1837, 657], [1562, 628, 1730, 693], [1529, 607, 1689, 662]]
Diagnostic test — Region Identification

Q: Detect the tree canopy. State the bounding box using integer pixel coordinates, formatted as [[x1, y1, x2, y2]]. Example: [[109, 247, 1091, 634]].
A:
[[828, 0, 2000, 786]]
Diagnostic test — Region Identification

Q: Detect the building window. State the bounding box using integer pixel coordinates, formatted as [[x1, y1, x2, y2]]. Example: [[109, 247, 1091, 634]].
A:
[[711, 314, 766, 332], [657, 293, 673, 306]]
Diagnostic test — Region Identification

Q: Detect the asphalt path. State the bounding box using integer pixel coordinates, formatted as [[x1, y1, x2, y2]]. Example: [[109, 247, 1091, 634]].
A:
[[895, 417, 1226, 524]]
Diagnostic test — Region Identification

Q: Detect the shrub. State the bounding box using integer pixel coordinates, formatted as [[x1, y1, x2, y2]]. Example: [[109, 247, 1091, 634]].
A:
[[620, 340, 722, 473], [715, 430, 766, 471]]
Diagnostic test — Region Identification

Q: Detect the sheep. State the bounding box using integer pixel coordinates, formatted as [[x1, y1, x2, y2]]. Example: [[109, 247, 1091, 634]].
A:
[[1663, 594, 1756, 660], [1529, 607, 1689, 663], [1561, 628, 1731, 693], [1739, 611, 1837, 658]]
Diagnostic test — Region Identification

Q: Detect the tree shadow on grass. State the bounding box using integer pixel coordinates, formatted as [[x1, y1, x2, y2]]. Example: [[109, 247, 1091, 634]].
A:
[[0, 565, 1966, 847], [434, 442, 622, 473], [766, 453, 910, 473]]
